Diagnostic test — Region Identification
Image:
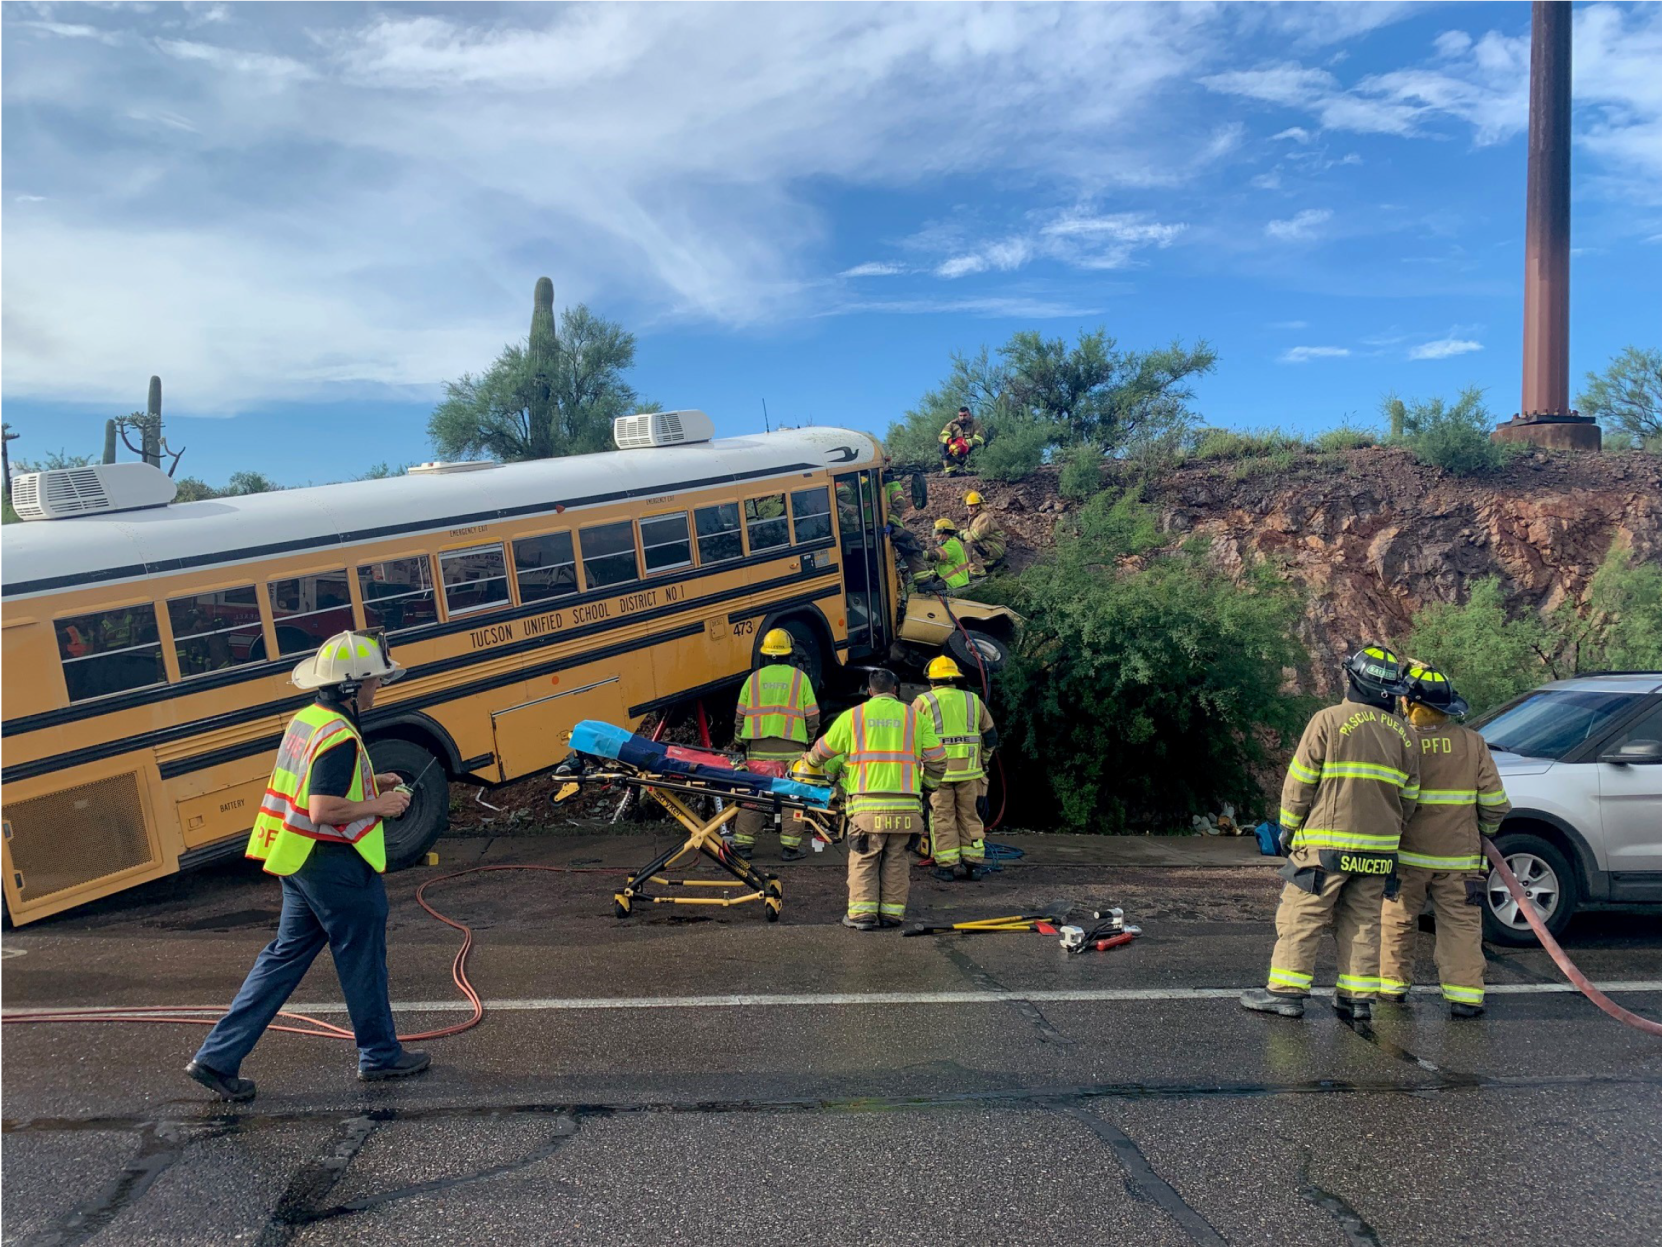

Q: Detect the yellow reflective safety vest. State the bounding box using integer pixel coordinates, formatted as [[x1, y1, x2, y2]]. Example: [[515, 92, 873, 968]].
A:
[[247, 703, 386, 875], [913, 686, 992, 781], [809, 693, 946, 816], [737, 663, 818, 751], [933, 536, 972, 588]]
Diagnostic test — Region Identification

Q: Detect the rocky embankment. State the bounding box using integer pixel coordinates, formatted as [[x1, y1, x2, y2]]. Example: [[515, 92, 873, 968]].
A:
[[907, 447, 1662, 698]]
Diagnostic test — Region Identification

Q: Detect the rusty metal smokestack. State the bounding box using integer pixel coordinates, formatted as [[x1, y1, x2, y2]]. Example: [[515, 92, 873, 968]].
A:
[[1496, 2, 1600, 451], [1521, 0, 1571, 417]]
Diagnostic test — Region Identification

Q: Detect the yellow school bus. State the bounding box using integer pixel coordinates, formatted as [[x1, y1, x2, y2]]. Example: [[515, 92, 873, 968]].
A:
[[1, 417, 1018, 925]]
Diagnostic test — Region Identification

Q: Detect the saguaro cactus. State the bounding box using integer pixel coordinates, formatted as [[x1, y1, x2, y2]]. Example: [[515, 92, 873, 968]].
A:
[[143, 375, 162, 467], [527, 277, 558, 458], [103, 420, 118, 464]]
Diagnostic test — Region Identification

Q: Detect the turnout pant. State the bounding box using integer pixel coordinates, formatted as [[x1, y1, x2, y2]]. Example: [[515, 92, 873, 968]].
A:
[[929, 779, 986, 867], [733, 748, 799, 849], [847, 809, 919, 923], [1266, 851, 1387, 1001], [193, 844, 404, 1074], [1380, 866, 1486, 1005]]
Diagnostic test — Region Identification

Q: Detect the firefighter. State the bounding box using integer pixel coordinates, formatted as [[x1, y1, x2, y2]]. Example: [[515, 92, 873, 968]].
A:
[[930, 517, 972, 591], [963, 491, 1006, 576], [939, 406, 984, 476], [186, 630, 427, 1102], [809, 668, 947, 930], [1380, 662, 1510, 1017], [1241, 645, 1420, 1021], [882, 471, 930, 593], [732, 628, 821, 860], [914, 656, 998, 881]]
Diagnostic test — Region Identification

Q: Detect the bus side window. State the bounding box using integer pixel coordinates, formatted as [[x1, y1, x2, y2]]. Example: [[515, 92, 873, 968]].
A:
[[695, 503, 742, 564], [440, 543, 512, 616], [579, 520, 641, 589], [54, 604, 167, 702], [745, 494, 789, 553], [790, 487, 832, 545], [268, 570, 353, 657], [358, 557, 438, 634], [169, 586, 265, 678], [640, 512, 692, 574], [514, 532, 579, 603]]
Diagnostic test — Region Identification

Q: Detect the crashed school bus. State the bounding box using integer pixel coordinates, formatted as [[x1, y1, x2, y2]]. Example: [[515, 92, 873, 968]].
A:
[[0, 413, 1019, 925]]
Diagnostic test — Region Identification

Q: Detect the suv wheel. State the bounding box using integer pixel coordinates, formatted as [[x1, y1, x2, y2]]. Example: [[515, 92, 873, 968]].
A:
[[1482, 832, 1579, 947]]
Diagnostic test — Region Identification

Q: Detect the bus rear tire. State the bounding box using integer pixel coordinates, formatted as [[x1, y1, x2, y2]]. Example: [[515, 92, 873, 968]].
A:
[[775, 618, 824, 691], [369, 738, 450, 871]]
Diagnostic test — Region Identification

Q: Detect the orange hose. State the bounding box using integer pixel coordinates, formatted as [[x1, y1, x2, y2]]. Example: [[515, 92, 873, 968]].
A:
[[1, 864, 620, 1042], [1484, 840, 1662, 1037]]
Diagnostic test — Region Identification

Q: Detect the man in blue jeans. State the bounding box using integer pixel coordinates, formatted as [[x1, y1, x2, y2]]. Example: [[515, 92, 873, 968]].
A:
[[186, 630, 430, 1101]]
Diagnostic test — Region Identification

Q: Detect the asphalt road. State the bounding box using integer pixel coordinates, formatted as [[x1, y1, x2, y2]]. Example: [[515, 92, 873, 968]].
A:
[[4, 831, 1660, 1246]]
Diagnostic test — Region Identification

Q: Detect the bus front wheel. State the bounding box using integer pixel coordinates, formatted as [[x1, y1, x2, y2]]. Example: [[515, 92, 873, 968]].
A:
[[369, 738, 450, 870]]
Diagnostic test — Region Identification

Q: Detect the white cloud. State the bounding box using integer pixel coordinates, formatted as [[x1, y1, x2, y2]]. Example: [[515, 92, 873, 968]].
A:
[[826, 295, 1106, 320], [1250, 170, 1283, 190], [1272, 126, 1314, 144], [155, 38, 314, 80], [1265, 208, 1333, 241], [1408, 337, 1483, 360], [1280, 346, 1350, 363], [839, 261, 906, 278], [1433, 31, 1473, 59]]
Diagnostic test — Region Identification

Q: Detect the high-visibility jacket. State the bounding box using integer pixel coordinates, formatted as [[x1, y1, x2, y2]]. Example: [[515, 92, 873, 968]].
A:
[[809, 693, 947, 816], [913, 686, 994, 781], [932, 536, 972, 588], [939, 418, 984, 449], [966, 510, 1006, 566], [883, 479, 910, 516], [735, 663, 820, 758], [1399, 723, 1510, 871], [247, 703, 385, 875], [1279, 698, 1421, 855]]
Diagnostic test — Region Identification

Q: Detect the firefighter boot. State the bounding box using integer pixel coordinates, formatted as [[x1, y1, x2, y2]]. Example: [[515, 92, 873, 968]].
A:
[[1239, 989, 1305, 1018], [1332, 997, 1373, 1021], [1450, 1002, 1485, 1019]]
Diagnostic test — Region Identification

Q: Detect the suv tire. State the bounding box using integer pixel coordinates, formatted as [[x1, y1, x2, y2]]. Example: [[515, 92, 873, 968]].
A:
[[1482, 832, 1579, 947]]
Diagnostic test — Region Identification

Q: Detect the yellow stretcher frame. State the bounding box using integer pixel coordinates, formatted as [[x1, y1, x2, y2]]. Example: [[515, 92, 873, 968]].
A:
[[555, 767, 838, 922]]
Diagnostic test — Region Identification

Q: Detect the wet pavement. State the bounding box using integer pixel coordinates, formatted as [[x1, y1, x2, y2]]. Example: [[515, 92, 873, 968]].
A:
[[3, 831, 1660, 1246]]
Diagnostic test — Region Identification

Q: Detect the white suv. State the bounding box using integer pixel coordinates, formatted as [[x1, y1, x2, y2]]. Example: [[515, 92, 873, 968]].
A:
[[1472, 673, 1662, 944]]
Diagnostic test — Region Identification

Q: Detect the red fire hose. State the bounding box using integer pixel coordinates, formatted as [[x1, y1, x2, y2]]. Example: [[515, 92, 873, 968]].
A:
[[1484, 840, 1662, 1037]]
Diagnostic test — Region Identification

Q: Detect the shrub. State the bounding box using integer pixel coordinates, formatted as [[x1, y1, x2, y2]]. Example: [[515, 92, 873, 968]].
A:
[[1191, 428, 1304, 461], [1406, 578, 1549, 717], [989, 492, 1311, 832], [974, 416, 1051, 481], [1058, 443, 1105, 500], [1388, 387, 1509, 477], [1311, 424, 1377, 452]]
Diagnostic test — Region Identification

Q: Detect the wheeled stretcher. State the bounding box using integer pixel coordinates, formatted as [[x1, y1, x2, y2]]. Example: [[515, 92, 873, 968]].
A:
[[553, 720, 842, 922]]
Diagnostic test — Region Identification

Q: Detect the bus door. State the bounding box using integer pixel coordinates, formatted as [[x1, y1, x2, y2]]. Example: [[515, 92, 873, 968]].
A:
[[833, 470, 890, 659]]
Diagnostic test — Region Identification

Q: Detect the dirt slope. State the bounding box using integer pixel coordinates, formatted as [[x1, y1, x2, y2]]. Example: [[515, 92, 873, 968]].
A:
[[909, 446, 1662, 697]]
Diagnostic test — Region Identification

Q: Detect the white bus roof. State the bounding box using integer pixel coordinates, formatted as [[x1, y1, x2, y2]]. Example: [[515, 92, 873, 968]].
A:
[[2, 427, 882, 602]]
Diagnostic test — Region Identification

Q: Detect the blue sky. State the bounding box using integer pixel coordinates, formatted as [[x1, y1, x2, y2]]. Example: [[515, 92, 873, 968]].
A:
[[3, 1, 1659, 484]]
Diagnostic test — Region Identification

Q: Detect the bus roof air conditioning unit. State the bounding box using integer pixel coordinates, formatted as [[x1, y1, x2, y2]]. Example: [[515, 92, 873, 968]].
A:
[[613, 409, 714, 450], [10, 462, 178, 521], [407, 461, 502, 476]]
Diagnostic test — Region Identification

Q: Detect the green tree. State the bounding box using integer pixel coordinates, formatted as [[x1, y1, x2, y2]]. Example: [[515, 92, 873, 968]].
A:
[[884, 330, 1216, 471], [1576, 346, 1661, 451], [982, 491, 1309, 831], [429, 280, 653, 462], [1406, 578, 1550, 716]]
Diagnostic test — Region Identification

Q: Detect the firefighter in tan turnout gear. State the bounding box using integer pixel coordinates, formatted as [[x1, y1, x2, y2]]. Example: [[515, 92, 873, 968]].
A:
[[809, 669, 947, 930], [914, 656, 998, 881], [1379, 663, 1510, 1017], [1241, 645, 1420, 1021], [732, 628, 820, 860]]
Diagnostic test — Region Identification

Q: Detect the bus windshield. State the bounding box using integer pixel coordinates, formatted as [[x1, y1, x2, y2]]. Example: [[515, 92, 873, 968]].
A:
[[1476, 689, 1644, 760]]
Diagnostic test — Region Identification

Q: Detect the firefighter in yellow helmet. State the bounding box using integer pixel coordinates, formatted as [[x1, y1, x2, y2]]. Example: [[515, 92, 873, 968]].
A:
[[930, 517, 972, 591], [732, 627, 820, 860], [1241, 645, 1420, 1021], [186, 630, 428, 1102], [963, 490, 1007, 576], [809, 668, 947, 929], [1379, 662, 1510, 1017], [914, 656, 998, 881]]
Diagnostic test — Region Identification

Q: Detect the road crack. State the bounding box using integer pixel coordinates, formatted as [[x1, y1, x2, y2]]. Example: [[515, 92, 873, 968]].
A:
[[1052, 1103, 1226, 1246], [936, 940, 1075, 1046]]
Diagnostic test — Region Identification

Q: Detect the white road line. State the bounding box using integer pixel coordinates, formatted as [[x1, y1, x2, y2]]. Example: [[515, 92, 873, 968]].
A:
[[7, 981, 1661, 1018]]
